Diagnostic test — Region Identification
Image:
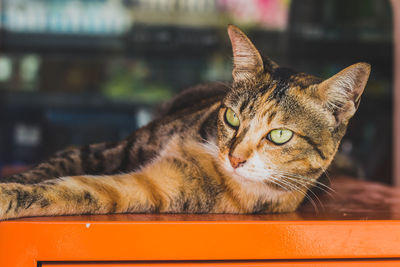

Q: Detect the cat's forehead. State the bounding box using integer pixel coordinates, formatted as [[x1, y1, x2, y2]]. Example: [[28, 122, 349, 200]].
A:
[[271, 68, 322, 88], [266, 68, 322, 102], [226, 67, 322, 109]]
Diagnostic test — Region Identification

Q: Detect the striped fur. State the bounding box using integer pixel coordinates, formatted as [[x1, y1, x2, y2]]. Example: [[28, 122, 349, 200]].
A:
[[0, 25, 370, 220]]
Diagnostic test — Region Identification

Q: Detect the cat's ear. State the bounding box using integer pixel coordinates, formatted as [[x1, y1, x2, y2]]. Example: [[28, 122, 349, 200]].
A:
[[227, 24, 276, 82], [317, 62, 371, 124]]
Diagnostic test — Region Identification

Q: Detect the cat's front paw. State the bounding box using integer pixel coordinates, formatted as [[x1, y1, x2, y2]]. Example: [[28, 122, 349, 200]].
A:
[[0, 184, 23, 220], [0, 185, 13, 220]]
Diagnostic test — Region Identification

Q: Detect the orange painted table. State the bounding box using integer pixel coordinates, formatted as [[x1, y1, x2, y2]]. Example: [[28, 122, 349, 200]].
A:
[[1, 177, 400, 266]]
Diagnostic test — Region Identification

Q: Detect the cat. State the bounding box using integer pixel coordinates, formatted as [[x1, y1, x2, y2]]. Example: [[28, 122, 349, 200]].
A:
[[0, 25, 370, 220]]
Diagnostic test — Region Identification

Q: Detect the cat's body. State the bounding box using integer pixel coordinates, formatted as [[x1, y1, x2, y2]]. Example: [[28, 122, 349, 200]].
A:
[[2, 83, 227, 185], [0, 25, 370, 220]]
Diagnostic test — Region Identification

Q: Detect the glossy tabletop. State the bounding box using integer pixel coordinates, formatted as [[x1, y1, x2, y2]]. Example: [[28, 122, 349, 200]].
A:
[[0, 177, 400, 266]]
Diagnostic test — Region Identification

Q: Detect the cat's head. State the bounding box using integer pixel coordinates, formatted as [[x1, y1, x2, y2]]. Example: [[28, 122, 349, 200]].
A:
[[217, 25, 370, 193]]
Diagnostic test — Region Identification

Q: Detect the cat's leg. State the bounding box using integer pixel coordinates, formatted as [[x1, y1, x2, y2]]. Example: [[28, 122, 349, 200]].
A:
[[0, 155, 196, 220], [0, 173, 163, 220]]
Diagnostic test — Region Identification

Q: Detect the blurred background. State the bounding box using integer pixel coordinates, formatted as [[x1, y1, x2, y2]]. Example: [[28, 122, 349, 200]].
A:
[[0, 0, 394, 184]]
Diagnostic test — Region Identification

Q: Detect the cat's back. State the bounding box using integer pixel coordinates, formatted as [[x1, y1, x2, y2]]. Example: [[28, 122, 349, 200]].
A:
[[156, 82, 229, 118]]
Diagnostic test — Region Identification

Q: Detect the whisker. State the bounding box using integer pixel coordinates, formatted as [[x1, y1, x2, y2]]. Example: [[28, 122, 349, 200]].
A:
[[270, 174, 319, 213], [264, 175, 290, 192], [249, 167, 336, 194], [276, 170, 335, 192], [246, 169, 323, 212], [315, 161, 333, 184], [278, 176, 322, 210], [277, 173, 336, 198], [277, 175, 325, 212], [242, 166, 334, 213]]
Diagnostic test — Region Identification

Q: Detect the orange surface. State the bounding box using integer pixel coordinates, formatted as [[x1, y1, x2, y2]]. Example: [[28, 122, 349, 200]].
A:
[[1, 217, 400, 266], [0, 178, 400, 266]]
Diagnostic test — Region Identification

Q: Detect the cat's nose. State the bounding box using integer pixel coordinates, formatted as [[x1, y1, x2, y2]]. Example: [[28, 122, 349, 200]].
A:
[[229, 155, 246, 169]]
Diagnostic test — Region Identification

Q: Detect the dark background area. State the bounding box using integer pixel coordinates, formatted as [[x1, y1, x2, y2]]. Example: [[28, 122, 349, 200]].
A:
[[0, 0, 394, 184]]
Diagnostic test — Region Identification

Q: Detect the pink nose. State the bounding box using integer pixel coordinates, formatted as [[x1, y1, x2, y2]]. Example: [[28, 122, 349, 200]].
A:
[[229, 155, 246, 169]]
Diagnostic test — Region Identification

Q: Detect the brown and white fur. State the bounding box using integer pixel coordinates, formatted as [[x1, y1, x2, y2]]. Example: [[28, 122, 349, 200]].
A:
[[0, 25, 370, 220]]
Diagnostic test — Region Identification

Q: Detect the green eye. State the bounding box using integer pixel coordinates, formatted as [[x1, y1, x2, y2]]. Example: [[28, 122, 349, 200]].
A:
[[268, 129, 293, 145], [225, 108, 240, 128]]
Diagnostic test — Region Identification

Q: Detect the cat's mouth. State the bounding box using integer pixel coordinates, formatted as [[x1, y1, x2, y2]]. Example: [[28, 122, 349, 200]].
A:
[[221, 154, 291, 191]]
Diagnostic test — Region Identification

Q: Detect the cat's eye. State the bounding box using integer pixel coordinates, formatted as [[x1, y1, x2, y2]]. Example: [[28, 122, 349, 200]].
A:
[[267, 129, 293, 145], [225, 108, 240, 128]]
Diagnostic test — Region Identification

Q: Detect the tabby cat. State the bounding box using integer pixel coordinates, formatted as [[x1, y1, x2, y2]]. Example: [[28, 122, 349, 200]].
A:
[[0, 25, 370, 220]]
